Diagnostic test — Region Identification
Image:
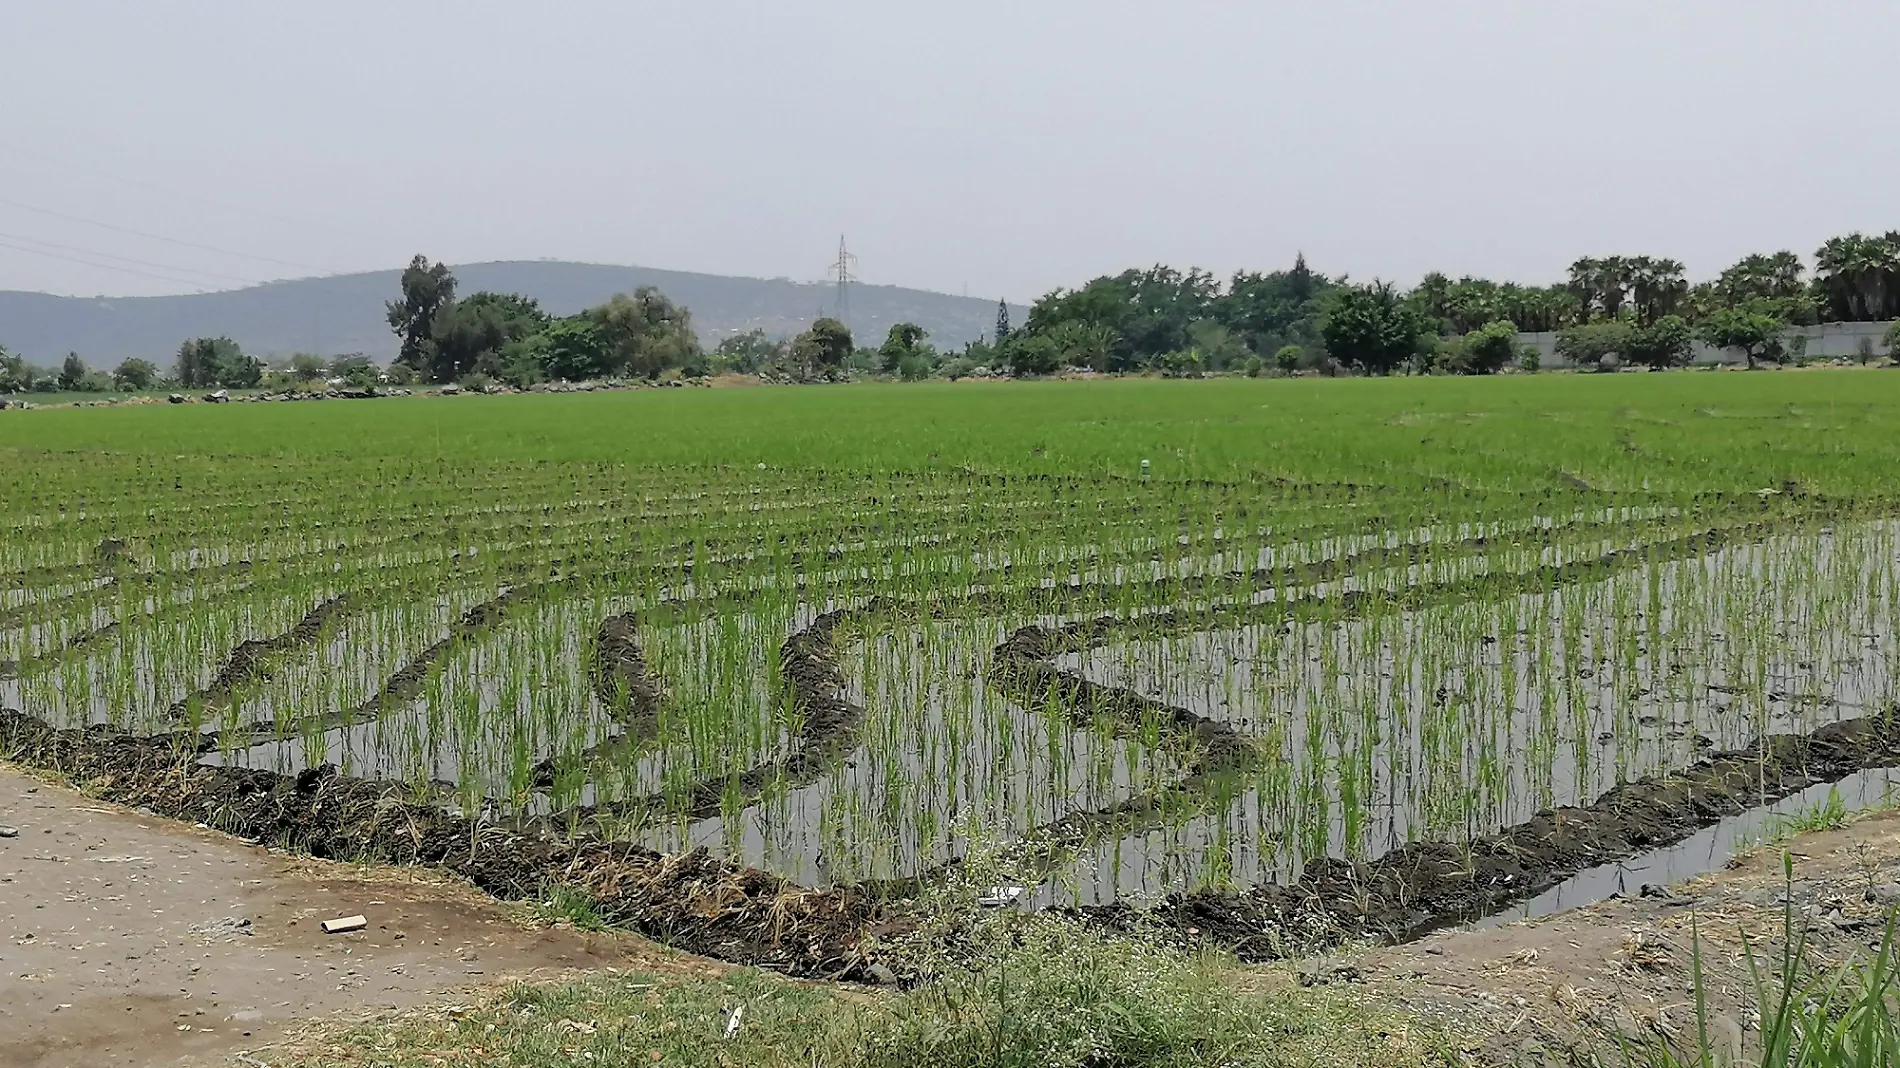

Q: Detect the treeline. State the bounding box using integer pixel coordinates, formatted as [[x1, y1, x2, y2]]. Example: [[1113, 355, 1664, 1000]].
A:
[[984, 232, 1900, 377], [6, 232, 1900, 396]]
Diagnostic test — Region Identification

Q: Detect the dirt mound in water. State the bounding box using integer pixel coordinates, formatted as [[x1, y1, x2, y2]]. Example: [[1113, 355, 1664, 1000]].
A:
[[0, 709, 888, 980], [1074, 712, 1900, 960], [165, 593, 359, 722]]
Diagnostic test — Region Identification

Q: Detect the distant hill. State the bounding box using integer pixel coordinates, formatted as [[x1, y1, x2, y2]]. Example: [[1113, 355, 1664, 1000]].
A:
[[0, 261, 1025, 365]]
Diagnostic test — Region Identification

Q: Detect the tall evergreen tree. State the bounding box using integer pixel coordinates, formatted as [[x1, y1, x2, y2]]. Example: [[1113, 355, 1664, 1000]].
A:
[[995, 300, 1012, 346]]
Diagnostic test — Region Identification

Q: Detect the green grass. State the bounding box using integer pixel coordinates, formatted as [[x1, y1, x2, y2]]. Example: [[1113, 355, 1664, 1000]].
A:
[[271, 918, 1461, 1068], [1765, 787, 1854, 842], [5, 372, 1898, 495]]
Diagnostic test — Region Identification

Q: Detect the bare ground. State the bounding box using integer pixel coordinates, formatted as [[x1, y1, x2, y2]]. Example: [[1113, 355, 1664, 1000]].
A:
[[1319, 807, 1900, 1064], [0, 764, 697, 1068]]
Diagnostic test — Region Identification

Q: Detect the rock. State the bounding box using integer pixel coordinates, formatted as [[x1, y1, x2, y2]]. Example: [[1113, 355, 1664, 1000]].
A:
[[1866, 883, 1900, 906], [863, 963, 898, 986], [169, 393, 187, 404], [206, 390, 230, 403], [320, 914, 368, 934], [0, 825, 18, 838], [1639, 883, 1684, 902], [977, 886, 1025, 907], [1298, 962, 1362, 987]]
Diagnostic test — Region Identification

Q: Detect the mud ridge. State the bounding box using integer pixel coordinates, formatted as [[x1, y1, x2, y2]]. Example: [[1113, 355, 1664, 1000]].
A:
[[300, 585, 539, 737], [529, 612, 670, 789], [564, 604, 872, 825], [1073, 710, 1900, 961], [164, 593, 359, 723], [0, 707, 889, 979], [953, 624, 1263, 883]]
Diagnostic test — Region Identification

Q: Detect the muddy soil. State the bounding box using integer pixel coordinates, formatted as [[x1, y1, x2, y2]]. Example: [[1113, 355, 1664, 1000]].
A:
[[1330, 807, 1900, 1065], [0, 764, 677, 1068]]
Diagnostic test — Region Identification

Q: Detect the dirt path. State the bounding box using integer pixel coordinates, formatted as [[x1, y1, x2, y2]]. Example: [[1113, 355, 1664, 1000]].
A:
[[1324, 808, 1900, 1064], [0, 765, 685, 1068]]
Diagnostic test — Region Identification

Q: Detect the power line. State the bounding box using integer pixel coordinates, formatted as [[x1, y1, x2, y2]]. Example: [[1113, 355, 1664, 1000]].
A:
[[0, 237, 219, 291], [0, 230, 263, 287], [0, 194, 332, 274], [0, 140, 327, 231]]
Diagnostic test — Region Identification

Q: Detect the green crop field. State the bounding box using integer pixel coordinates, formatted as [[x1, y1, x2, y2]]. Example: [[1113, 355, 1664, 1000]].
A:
[[3, 372, 1899, 948]]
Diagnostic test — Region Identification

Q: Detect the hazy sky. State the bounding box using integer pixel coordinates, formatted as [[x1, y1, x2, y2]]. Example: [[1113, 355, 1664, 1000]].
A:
[[2, 1, 1894, 302]]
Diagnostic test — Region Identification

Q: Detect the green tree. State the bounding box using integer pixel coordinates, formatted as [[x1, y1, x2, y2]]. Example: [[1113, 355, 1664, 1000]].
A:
[[1046, 321, 1117, 371], [536, 317, 613, 382], [1697, 307, 1790, 369], [1319, 282, 1429, 374], [878, 323, 930, 374], [290, 353, 328, 381], [58, 352, 87, 391], [1814, 232, 1900, 322], [586, 288, 699, 379], [710, 330, 784, 375], [1024, 266, 1218, 371], [791, 318, 854, 379], [1553, 321, 1633, 371], [1884, 321, 1900, 360], [1217, 256, 1333, 355], [428, 292, 547, 383], [1004, 334, 1061, 377], [328, 353, 374, 380], [994, 300, 1012, 347], [385, 255, 457, 374], [1452, 319, 1520, 375], [1273, 344, 1303, 373], [111, 358, 159, 390], [176, 337, 256, 388], [1625, 314, 1694, 369], [0, 346, 27, 393]]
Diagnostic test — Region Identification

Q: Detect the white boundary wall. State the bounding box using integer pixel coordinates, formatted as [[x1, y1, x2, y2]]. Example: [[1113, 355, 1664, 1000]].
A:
[[1519, 320, 1894, 367]]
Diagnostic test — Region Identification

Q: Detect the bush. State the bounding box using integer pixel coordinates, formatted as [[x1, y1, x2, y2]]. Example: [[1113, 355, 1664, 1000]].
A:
[[1885, 321, 1900, 362], [1155, 350, 1203, 378], [1518, 344, 1542, 372], [1554, 321, 1634, 371], [867, 920, 1420, 1068], [1458, 319, 1520, 374], [936, 357, 974, 381], [1242, 355, 1263, 377], [1273, 345, 1304, 373], [1004, 334, 1060, 377], [1626, 314, 1694, 369]]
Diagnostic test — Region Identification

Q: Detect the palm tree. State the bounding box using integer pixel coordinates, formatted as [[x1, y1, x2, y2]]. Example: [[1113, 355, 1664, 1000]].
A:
[[1874, 233, 1900, 320], [1816, 233, 1886, 321], [1629, 256, 1687, 325]]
